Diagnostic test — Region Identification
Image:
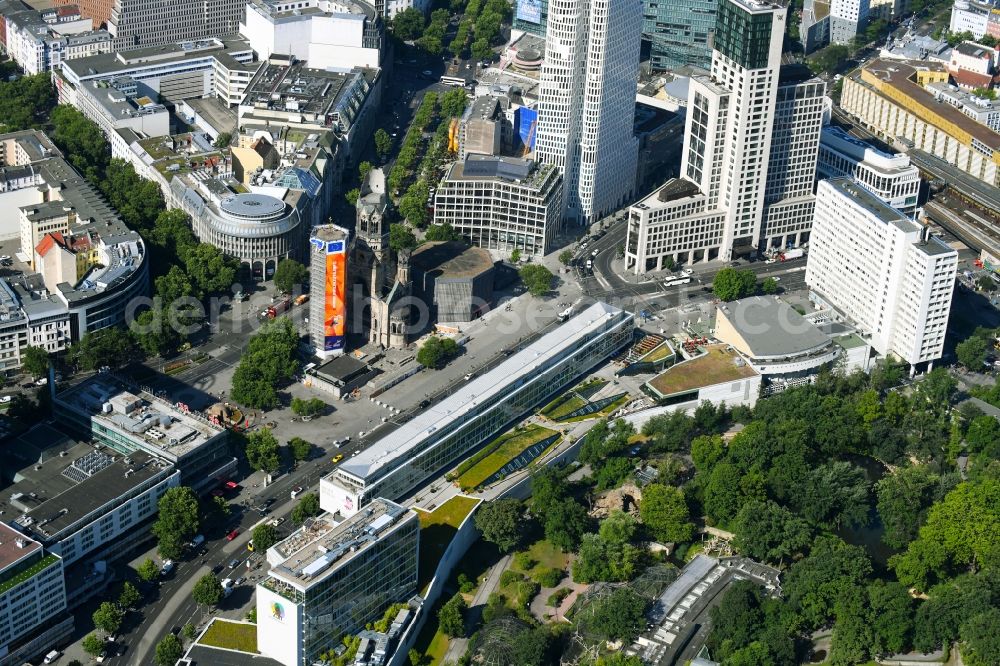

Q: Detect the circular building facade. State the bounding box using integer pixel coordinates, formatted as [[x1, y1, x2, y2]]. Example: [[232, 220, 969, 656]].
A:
[[193, 193, 306, 280]]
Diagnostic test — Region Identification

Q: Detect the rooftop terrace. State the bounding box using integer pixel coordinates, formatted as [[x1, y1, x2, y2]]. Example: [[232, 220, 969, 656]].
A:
[[647, 344, 758, 398]]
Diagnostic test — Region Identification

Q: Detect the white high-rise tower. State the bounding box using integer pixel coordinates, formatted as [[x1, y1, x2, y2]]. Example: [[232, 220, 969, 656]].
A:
[[624, 0, 826, 272], [535, 0, 642, 225]]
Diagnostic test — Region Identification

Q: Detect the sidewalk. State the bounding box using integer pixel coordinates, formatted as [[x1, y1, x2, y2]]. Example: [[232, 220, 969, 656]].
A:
[[440, 553, 512, 664]]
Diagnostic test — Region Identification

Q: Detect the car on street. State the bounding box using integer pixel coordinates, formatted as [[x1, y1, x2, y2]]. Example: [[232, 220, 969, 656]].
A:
[[332, 454, 344, 464], [235, 576, 246, 585], [422, 70, 432, 76], [212, 564, 224, 574], [0, 396, 10, 404], [291, 486, 303, 499], [226, 529, 239, 541], [229, 558, 240, 568]]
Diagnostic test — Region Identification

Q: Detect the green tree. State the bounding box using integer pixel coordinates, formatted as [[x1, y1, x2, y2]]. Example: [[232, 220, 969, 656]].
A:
[[596, 655, 643, 666], [474, 499, 525, 552], [399, 181, 430, 226], [438, 593, 467, 637], [960, 607, 1000, 666], [359, 160, 373, 182], [390, 224, 418, 252], [184, 243, 237, 297], [519, 264, 554, 297], [713, 267, 757, 301], [92, 601, 124, 635], [784, 536, 872, 630], [346, 187, 361, 207], [585, 588, 647, 643], [131, 307, 181, 358], [67, 327, 140, 371], [640, 483, 694, 543], [291, 397, 326, 417], [246, 429, 281, 473], [155, 633, 183, 666], [272, 259, 309, 294], [956, 336, 988, 370], [119, 581, 141, 610], [288, 436, 312, 461], [471, 38, 492, 60], [544, 498, 590, 552], [691, 434, 726, 473], [152, 486, 200, 559], [291, 492, 321, 524], [136, 558, 160, 583], [733, 499, 812, 564], [374, 128, 392, 161], [20, 345, 49, 379], [213, 131, 232, 149], [876, 465, 942, 549], [231, 317, 301, 409], [0, 74, 56, 134], [182, 623, 197, 640], [416, 336, 460, 369], [891, 479, 1000, 591], [868, 580, 914, 656], [251, 523, 280, 553], [558, 249, 573, 265], [424, 222, 461, 242], [440, 87, 468, 117], [50, 105, 109, 177], [391, 7, 425, 39], [192, 573, 224, 607], [761, 276, 779, 294], [809, 44, 850, 74], [81, 634, 105, 657]]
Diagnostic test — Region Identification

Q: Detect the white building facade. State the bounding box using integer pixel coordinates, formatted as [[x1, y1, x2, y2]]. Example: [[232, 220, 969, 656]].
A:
[[817, 125, 921, 215], [624, 0, 825, 272], [432, 155, 563, 257], [0, 527, 66, 658], [534, 0, 641, 224], [830, 0, 870, 45], [806, 178, 957, 367], [240, 0, 384, 69]]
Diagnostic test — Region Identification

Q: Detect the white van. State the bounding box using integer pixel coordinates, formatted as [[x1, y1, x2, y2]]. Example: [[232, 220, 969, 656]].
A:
[[43, 650, 61, 664]]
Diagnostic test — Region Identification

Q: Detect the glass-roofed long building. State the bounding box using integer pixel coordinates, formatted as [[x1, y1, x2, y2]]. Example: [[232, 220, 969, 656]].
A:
[[320, 302, 635, 516]]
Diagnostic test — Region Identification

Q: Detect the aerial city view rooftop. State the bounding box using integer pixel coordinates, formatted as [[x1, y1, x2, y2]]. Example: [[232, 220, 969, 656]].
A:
[[0, 0, 998, 664]]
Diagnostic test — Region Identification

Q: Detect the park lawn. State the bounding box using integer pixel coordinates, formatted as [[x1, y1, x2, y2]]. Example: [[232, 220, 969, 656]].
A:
[[513, 539, 570, 575], [412, 613, 450, 665], [198, 619, 258, 653], [414, 495, 480, 594], [457, 425, 560, 490]]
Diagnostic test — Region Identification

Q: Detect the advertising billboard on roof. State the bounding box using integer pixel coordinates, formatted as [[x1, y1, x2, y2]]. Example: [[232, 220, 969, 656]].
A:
[[516, 0, 541, 24], [323, 240, 346, 353]]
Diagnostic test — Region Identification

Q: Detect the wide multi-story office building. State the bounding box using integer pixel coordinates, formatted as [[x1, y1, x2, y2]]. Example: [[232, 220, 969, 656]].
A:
[[0, 441, 179, 608], [240, 0, 385, 69], [432, 154, 562, 257], [624, 0, 825, 272], [257, 498, 419, 666], [949, 0, 998, 39], [534, 0, 641, 224], [817, 125, 921, 215], [321, 302, 634, 516], [0, 0, 111, 75], [841, 58, 1000, 187], [108, 0, 244, 50], [643, 0, 718, 71], [57, 36, 256, 105], [0, 525, 66, 664], [54, 375, 235, 491], [806, 178, 957, 368]]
